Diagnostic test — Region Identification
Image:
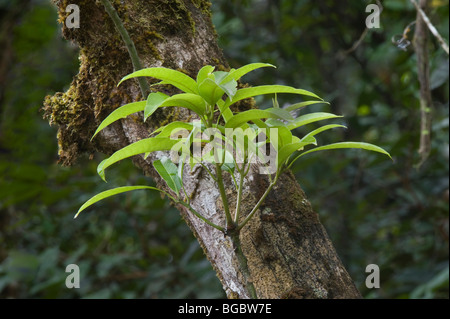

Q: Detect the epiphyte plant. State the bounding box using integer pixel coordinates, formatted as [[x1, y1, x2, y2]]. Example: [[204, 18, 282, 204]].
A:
[[75, 63, 391, 298]]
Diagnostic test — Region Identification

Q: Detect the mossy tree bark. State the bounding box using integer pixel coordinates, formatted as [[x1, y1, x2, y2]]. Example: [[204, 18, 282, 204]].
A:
[[43, 0, 361, 299]]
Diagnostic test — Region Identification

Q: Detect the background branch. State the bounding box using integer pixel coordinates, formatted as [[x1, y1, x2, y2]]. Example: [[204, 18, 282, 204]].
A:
[[410, 0, 449, 55], [413, 0, 434, 167]]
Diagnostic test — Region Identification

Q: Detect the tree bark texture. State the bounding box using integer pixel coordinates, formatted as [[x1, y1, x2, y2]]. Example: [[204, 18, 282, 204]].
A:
[[43, 0, 361, 299]]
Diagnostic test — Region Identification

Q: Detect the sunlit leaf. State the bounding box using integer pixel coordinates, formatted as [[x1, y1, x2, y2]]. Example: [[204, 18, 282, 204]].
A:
[[292, 142, 392, 163], [196, 65, 215, 85], [118, 67, 198, 94], [91, 101, 146, 140], [220, 85, 323, 118], [221, 63, 276, 83], [285, 100, 330, 113], [299, 124, 347, 143], [97, 137, 180, 181], [213, 71, 229, 83], [152, 121, 193, 137], [225, 108, 293, 129], [219, 79, 238, 100], [277, 142, 310, 168], [287, 112, 342, 130], [75, 186, 167, 218], [160, 93, 207, 116], [144, 92, 169, 121], [153, 156, 182, 195], [198, 78, 225, 106]]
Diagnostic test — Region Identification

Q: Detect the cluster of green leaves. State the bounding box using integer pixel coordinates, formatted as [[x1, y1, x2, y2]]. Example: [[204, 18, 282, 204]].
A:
[[77, 63, 390, 234]]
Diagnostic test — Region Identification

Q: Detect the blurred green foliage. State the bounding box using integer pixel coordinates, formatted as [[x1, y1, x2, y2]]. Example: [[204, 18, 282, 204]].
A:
[[0, 0, 448, 299]]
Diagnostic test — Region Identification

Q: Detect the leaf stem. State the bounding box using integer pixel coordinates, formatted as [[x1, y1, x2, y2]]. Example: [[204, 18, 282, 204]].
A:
[[234, 169, 245, 224], [237, 173, 279, 232], [177, 200, 225, 232], [215, 163, 234, 229]]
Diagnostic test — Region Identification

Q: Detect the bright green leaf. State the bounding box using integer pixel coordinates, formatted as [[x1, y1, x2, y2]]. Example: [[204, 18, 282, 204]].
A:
[[220, 85, 323, 119], [276, 126, 294, 148], [221, 63, 276, 83], [153, 156, 182, 195], [293, 142, 392, 162], [144, 92, 169, 121], [75, 186, 167, 218], [225, 108, 294, 129], [160, 93, 207, 116], [152, 121, 193, 137], [196, 65, 215, 85], [91, 101, 146, 140], [198, 78, 225, 106], [217, 99, 234, 123], [97, 137, 180, 181], [299, 124, 347, 143], [265, 118, 286, 127], [219, 79, 238, 100], [287, 112, 343, 130], [285, 100, 330, 113], [213, 71, 229, 83], [118, 67, 198, 94], [277, 142, 309, 168]]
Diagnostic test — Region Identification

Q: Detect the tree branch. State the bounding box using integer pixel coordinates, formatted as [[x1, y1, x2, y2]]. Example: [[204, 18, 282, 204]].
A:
[[410, 0, 449, 55]]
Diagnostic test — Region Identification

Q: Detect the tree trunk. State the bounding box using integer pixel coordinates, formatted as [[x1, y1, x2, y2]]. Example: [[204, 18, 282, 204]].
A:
[[43, 0, 361, 299]]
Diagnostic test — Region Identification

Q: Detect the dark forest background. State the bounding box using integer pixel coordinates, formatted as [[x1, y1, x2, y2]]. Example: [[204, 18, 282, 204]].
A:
[[0, 0, 448, 298]]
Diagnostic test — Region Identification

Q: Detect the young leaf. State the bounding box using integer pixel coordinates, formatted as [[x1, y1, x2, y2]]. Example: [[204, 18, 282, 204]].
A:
[[291, 142, 392, 163], [216, 99, 234, 123], [160, 93, 207, 116], [97, 137, 180, 181], [221, 63, 276, 83], [277, 142, 311, 168], [152, 121, 194, 137], [198, 78, 225, 106], [219, 79, 238, 100], [220, 85, 323, 119], [118, 67, 198, 94], [153, 156, 182, 195], [196, 65, 215, 85], [91, 101, 146, 140], [299, 124, 347, 143], [225, 108, 294, 129], [275, 125, 294, 148], [265, 118, 287, 127], [75, 186, 168, 218], [212, 71, 229, 83], [145, 92, 169, 121], [285, 100, 330, 113], [286, 112, 343, 130]]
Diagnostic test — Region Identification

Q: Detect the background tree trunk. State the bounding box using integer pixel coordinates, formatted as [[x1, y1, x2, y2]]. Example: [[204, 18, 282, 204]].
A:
[[43, 0, 361, 299]]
